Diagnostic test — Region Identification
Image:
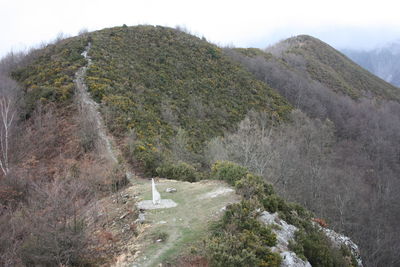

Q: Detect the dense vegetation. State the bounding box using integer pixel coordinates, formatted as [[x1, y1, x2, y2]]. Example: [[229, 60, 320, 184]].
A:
[[85, 25, 290, 175], [3, 26, 396, 266], [0, 34, 130, 266], [0, 26, 291, 266], [207, 161, 354, 267], [226, 41, 400, 266], [267, 35, 399, 100], [11, 36, 87, 116]]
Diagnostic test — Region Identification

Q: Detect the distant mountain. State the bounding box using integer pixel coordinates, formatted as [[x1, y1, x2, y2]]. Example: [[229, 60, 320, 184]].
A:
[[225, 34, 400, 266], [343, 41, 400, 87], [266, 35, 399, 100]]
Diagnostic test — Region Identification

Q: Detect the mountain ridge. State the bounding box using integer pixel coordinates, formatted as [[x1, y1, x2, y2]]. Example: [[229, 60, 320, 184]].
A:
[[5, 26, 399, 266], [343, 41, 400, 87], [225, 34, 400, 267], [267, 35, 399, 100]]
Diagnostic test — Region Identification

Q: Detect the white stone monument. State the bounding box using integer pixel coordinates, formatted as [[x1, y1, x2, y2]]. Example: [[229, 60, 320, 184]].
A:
[[137, 179, 177, 210], [152, 178, 161, 205]]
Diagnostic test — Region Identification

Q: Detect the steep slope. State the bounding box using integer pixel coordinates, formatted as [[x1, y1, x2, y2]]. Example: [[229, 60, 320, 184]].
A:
[[267, 35, 399, 100], [226, 37, 400, 267], [342, 42, 400, 87], [3, 28, 365, 267], [0, 34, 132, 266], [11, 37, 87, 111], [84, 25, 290, 175]]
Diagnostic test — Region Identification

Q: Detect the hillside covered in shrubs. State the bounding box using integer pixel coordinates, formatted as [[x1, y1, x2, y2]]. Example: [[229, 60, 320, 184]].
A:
[[266, 35, 399, 100], [2, 25, 397, 266], [85, 25, 290, 176], [225, 38, 400, 266]]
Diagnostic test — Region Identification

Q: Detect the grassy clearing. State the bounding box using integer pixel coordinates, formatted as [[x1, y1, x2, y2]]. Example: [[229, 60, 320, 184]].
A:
[[130, 178, 239, 267]]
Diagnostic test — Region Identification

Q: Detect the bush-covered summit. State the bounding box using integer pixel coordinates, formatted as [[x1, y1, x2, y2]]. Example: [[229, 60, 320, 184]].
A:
[[267, 35, 399, 100], [87, 25, 289, 143], [85, 25, 290, 173]]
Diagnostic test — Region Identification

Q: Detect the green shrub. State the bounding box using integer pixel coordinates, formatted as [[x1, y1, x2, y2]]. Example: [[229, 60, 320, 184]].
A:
[[208, 161, 352, 267], [235, 173, 265, 200], [207, 232, 281, 267], [262, 194, 286, 214], [129, 141, 163, 176], [156, 161, 199, 182], [290, 229, 351, 267], [211, 161, 248, 185], [12, 36, 87, 115], [83, 25, 290, 176], [207, 200, 281, 267]]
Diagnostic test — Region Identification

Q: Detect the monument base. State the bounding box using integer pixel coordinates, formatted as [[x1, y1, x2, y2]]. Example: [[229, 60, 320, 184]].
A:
[[137, 199, 178, 210]]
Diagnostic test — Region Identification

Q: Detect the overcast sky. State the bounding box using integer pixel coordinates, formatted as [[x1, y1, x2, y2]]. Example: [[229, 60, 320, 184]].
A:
[[1, 0, 400, 57]]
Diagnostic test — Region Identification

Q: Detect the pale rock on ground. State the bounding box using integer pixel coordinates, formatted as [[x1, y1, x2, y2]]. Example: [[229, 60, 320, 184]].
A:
[[259, 211, 311, 267], [165, 187, 177, 193], [321, 227, 363, 267]]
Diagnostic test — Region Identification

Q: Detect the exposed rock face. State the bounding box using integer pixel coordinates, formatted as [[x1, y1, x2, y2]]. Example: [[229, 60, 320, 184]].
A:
[[280, 251, 311, 267], [259, 211, 363, 267], [322, 227, 363, 267], [259, 211, 311, 267]]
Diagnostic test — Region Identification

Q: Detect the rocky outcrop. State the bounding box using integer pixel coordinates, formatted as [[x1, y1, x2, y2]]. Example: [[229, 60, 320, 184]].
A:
[[259, 211, 363, 267], [259, 211, 311, 267], [321, 227, 363, 267]]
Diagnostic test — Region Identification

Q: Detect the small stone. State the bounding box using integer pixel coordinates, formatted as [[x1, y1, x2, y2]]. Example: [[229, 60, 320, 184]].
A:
[[135, 213, 145, 223], [165, 187, 177, 193]]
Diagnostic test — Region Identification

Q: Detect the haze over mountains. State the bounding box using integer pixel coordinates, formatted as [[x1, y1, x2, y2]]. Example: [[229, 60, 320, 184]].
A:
[[342, 41, 400, 87], [1, 25, 400, 267]]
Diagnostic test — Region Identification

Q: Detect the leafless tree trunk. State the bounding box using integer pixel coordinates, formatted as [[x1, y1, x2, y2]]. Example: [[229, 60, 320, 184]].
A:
[[0, 77, 18, 176]]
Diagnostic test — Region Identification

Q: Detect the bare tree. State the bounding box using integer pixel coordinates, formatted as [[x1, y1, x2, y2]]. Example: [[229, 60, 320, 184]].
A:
[[0, 76, 19, 176], [20, 178, 91, 266], [225, 47, 400, 266]]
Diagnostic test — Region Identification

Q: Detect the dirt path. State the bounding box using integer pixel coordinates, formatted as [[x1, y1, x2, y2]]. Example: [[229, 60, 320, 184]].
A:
[[75, 44, 238, 267], [74, 44, 134, 181]]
